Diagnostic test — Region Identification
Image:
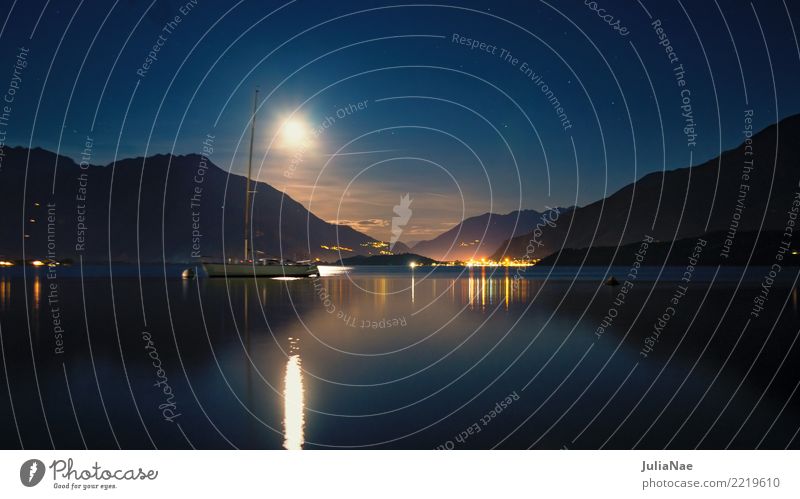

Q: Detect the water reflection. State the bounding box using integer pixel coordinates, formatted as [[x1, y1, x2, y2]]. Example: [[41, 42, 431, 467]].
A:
[[2, 266, 799, 450], [33, 274, 41, 311], [318, 265, 350, 277], [0, 277, 9, 311], [282, 351, 305, 450], [306, 268, 541, 311], [505, 275, 510, 310], [455, 269, 530, 309]]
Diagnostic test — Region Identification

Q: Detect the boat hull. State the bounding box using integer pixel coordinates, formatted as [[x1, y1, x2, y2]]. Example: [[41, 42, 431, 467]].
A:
[[200, 263, 319, 278]]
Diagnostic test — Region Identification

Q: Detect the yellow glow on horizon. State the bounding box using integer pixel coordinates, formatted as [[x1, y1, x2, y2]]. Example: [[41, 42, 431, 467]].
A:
[[283, 354, 305, 450]]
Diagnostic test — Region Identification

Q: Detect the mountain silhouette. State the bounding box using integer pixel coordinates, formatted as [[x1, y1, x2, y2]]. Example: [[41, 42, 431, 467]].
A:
[[0, 146, 408, 263], [493, 114, 800, 261], [412, 209, 549, 261]]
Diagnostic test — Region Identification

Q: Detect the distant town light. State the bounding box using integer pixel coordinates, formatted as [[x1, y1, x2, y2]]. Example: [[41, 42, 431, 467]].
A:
[[409, 262, 417, 269], [462, 258, 533, 268], [320, 244, 353, 252], [31, 260, 45, 266]]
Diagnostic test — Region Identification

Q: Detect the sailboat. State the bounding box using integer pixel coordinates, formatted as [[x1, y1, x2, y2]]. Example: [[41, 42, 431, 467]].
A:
[[184, 89, 319, 279]]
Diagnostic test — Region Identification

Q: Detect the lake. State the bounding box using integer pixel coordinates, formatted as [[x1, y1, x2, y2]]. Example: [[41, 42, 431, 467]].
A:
[[0, 264, 798, 449]]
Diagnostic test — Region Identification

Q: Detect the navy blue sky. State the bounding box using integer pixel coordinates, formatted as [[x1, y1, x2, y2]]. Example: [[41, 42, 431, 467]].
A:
[[1, 0, 798, 240]]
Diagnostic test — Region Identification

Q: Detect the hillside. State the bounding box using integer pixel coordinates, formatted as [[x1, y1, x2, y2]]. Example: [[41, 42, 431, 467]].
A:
[[0, 146, 407, 263], [493, 114, 800, 261], [412, 209, 546, 261], [337, 253, 438, 266], [537, 231, 800, 267]]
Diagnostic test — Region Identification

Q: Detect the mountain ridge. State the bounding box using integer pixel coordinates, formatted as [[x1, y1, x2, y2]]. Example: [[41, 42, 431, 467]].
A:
[[412, 208, 545, 261], [0, 146, 408, 262], [492, 114, 800, 261]]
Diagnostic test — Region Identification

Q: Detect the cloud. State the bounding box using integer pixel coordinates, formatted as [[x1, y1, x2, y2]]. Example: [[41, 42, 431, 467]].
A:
[[328, 218, 389, 233], [320, 149, 399, 157]]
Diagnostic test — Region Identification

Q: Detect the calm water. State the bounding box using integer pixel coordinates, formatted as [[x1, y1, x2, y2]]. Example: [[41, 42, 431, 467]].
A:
[[1, 265, 799, 449]]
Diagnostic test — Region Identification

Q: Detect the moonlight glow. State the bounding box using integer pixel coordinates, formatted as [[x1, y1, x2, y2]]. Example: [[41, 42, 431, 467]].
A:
[[280, 118, 311, 149]]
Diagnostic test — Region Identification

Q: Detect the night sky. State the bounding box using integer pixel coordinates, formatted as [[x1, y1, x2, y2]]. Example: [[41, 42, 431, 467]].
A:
[[1, 0, 798, 241]]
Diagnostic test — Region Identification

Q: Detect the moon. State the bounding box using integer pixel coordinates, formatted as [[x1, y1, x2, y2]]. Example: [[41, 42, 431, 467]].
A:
[[280, 118, 310, 149]]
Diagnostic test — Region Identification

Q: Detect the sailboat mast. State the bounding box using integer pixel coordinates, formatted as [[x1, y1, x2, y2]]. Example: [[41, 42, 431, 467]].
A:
[[244, 88, 258, 261]]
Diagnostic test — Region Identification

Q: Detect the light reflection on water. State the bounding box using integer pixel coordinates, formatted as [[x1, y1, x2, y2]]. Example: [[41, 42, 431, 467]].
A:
[[0, 276, 10, 310], [283, 353, 305, 450], [315, 266, 532, 309], [318, 265, 351, 277], [33, 274, 41, 311], [1, 265, 799, 449]]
